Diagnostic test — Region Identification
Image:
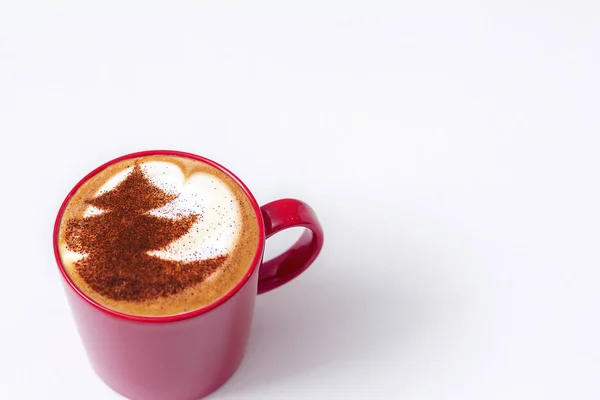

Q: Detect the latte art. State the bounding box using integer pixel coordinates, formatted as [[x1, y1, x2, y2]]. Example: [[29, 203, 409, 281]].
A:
[[57, 154, 260, 317], [87, 161, 241, 263]]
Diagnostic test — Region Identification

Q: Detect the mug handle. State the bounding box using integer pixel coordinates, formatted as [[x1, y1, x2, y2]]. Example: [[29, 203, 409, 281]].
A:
[[257, 199, 324, 294]]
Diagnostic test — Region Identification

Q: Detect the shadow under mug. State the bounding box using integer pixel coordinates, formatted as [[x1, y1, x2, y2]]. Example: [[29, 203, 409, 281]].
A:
[[53, 150, 324, 400]]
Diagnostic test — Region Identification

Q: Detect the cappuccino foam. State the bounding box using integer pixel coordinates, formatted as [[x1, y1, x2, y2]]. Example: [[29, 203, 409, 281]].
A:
[[57, 154, 260, 317]]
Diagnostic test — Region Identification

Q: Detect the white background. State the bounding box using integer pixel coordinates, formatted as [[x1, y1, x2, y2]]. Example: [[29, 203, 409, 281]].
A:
[[1, 1, 599, 399]]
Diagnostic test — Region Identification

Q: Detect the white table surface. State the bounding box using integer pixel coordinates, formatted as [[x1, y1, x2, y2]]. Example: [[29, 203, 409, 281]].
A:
[[1, 2, 599, 399]]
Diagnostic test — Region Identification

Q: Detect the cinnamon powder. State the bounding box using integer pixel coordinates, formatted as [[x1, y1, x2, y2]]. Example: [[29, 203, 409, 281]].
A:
[[64, 163, 227, 302]]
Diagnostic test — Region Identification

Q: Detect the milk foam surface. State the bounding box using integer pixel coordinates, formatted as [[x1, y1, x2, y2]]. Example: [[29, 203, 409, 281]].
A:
[[82, 162, 241, 262], [57, 154, 260, 317]]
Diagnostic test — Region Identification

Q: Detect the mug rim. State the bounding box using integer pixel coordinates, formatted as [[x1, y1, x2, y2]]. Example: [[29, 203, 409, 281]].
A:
[[53, 150, 266, 323]]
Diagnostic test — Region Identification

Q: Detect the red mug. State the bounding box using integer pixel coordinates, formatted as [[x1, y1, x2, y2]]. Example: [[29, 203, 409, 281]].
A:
[[53, 150, 324, 400]]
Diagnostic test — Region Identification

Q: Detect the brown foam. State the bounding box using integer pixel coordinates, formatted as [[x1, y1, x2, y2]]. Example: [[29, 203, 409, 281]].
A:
[[57, 154, 260, 317]]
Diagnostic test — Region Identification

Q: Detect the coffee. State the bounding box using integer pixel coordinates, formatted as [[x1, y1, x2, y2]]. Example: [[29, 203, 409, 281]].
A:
[[57, 154, 260, 317]]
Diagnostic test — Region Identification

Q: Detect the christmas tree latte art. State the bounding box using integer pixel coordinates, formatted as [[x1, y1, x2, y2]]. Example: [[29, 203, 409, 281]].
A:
[[57, 155, 259, 317]]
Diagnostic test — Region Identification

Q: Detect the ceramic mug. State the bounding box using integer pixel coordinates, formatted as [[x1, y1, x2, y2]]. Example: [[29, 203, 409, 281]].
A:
[[53, 150, 324, 400]]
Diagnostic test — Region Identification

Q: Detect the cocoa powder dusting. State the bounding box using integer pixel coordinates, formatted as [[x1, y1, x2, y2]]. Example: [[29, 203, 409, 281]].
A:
[[64, 163, 227, 302]]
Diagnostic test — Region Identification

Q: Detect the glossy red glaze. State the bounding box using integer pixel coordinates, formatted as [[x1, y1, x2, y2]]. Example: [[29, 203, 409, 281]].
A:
[[53, 150, 324, 400], [258, 199, 324, 294]]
